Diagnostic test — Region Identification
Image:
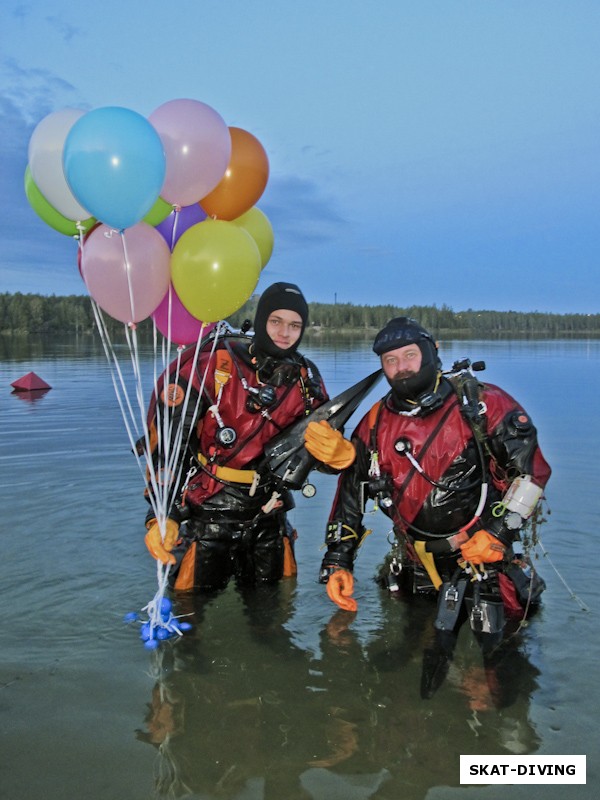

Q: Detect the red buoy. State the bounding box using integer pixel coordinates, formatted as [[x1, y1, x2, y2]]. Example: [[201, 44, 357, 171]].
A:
[[10, 371, 52, 392]]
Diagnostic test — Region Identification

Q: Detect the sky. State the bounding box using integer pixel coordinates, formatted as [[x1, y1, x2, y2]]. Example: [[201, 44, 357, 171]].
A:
[[1, 0, 599, 314]]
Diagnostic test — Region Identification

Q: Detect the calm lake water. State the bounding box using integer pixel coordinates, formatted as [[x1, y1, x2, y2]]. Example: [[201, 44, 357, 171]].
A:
[[0, 333, 598, 800]]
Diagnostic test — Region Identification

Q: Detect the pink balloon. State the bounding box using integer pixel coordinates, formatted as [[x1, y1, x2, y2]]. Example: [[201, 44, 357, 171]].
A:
[[155, 203, 207, 250], [81, 223, 170, 323], [148, 99, 231, 207], [152, 284, 215, 345]]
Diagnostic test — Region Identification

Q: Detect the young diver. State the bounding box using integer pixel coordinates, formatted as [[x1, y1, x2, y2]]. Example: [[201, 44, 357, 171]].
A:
[[143, 281, 355, 592]]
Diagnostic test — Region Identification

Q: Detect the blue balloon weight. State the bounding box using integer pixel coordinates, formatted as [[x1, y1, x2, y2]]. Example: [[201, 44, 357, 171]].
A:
[[160, 597, 173, 616], [63, 106, 166, 230], [140, 623, 153, 641]]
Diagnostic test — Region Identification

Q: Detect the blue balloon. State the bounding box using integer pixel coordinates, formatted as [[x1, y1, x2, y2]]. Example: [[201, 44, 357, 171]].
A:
[[160, 597, 173, 617], [63, 106, 166, 230], [144, 638, 160, 650], [178, 621, 193, 632], [123, 612, 139, 622]]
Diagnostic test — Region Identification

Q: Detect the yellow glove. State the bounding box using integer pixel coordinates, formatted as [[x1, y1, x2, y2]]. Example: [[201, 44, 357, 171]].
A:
[[145, 518, 180, 566], [304, 420, 356, 469], [326, 568, 358, 612], [460, 529, 505, 565]]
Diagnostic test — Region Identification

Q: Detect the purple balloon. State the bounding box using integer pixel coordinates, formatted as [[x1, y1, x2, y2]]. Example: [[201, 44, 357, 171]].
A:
[[152, 283, 215, 345], [156, 204, 207, 250]]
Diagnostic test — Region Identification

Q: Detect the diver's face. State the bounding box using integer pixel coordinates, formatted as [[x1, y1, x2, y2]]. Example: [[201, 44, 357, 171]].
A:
[[266, 309, 303, 350], [381, 344, 422, 381]]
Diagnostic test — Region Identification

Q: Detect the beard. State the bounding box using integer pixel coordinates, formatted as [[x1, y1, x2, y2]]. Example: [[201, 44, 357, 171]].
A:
[[389, 361, 438, 404], [393, 369, 418, 380]]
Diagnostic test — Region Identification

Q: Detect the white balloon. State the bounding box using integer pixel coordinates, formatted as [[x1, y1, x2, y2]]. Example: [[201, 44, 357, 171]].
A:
[[28, 108, 90, 220]]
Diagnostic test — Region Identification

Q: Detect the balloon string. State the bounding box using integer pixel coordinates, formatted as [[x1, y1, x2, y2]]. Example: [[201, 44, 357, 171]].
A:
[[147, 319, 223, 533], [88, 301, 167, 517], [537, 538, 590, 612], [88, 299, 167, 526], [90, 289, 225, 560], [164, 323, 221, 513], [170, 206, 180, 251], [119, 229, 137, 325]]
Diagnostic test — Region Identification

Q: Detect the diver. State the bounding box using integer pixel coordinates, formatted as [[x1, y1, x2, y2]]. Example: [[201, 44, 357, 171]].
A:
[[143, 281, 355, 592], [318, 316, 551, 697]]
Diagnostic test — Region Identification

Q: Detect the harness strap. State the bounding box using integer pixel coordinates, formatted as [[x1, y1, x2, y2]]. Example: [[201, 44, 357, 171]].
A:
[[413, 540, 443, 590], [196, 452, 258, 485], [213, 349, 233, 394]]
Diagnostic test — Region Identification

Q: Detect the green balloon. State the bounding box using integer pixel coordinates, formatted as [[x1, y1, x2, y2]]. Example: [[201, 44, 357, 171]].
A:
[[24, 166, 95, 236], [143, 195, 172, 226]]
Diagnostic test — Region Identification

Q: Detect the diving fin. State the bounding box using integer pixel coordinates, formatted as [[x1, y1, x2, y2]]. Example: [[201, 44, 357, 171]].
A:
[[261, 369, 383, 490], [420, 645, 452, 699]]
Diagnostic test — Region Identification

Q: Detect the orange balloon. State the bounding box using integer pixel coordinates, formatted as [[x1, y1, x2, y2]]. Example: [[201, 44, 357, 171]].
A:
[[200, 127, 269, 221]]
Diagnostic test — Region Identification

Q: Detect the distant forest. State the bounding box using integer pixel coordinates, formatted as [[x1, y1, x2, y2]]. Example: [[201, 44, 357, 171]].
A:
[[1, 291, 599, 338]]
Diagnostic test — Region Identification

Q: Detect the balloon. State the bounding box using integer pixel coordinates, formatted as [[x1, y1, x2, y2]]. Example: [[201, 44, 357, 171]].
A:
[[143, 196, 173, 227], [171, 219, 261, 323], [230, 206, 274, 270], [63, 107, 166, 230], [148, 99, 231, 206], [200, 127, 269, 220], [152, 283, 216, 345], [28, 108, 90, 220], [24, 166, 96, 237], [156, 203, 207, 251], [81, 222, 170, 323]]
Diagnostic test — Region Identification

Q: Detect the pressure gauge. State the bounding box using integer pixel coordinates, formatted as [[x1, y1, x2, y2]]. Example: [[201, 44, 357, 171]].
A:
[[215, 426, 237, 448], [302, 482, 317, 498]]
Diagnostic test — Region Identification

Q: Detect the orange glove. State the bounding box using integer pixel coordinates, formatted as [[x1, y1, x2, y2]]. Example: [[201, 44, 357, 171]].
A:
[[145, 518, 180, 565], [326, 568, 358, 612], [460, 529, 505, 565], [304, 420, 356, 469]]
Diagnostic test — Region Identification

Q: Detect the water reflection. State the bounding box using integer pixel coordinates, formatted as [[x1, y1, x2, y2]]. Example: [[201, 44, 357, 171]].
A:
[[137, 580, 540, 800], [11, 387, 52, 404], [4, 336, 597, 800]]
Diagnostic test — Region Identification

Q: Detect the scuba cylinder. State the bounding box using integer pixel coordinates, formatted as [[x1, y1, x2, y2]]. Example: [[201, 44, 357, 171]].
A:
[[502, 475, 544, 518]]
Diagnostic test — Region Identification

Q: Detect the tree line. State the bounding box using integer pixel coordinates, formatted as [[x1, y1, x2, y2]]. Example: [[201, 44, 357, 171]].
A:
[[1, 291, 599, 338]]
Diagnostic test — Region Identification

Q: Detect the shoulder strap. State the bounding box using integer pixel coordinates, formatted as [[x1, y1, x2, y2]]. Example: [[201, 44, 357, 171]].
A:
[[368, 399, 384, 451], [213, 348, 233, 395]]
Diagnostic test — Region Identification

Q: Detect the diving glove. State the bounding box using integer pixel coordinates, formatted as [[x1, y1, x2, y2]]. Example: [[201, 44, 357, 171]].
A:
[[304, 420, 356, 470], [326, 567, 358, 612], [460, 529, 505, 565], [145, 518, 180, 565]]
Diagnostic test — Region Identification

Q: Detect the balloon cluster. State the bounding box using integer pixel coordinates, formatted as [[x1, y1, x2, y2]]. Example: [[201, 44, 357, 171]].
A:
[[124, 597, 192, 650], [26, 99, 274, 342]]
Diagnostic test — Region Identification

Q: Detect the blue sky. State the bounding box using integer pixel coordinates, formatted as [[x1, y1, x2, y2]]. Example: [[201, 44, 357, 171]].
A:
[[1, 0, 599, 313]]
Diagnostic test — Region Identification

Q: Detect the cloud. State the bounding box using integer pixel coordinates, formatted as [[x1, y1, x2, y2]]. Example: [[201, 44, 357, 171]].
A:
[[1, 58, 85, 123], [45, 15, 80, 44], [260, 174, 349, 249], [0, 65, 89, 295]]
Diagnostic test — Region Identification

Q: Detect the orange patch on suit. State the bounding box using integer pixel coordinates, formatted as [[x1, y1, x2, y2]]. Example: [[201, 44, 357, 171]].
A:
[[161, 383, 185, 407]]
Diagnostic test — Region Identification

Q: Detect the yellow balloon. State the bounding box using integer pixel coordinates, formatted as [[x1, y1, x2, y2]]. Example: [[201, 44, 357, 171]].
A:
[[231, 206, 274, 270], [171, 219, 261, 323]]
